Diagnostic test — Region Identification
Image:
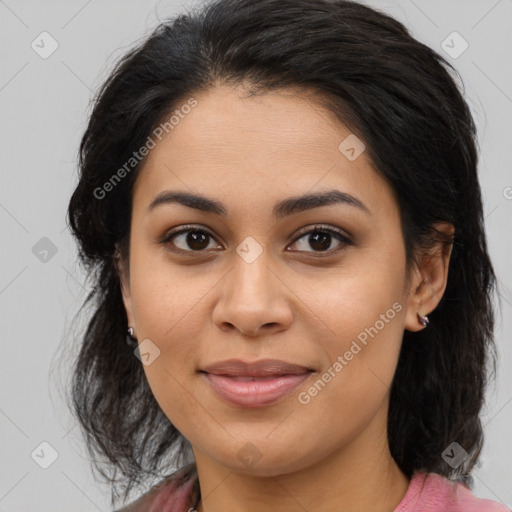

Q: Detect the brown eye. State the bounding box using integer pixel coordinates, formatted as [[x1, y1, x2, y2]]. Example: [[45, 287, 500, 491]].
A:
[[288, 226, 353, 255], [161, 226, 222, 253]]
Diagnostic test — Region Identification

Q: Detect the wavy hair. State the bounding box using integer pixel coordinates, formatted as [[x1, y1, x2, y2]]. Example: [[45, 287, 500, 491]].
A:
[[66, 0, 499, 505]]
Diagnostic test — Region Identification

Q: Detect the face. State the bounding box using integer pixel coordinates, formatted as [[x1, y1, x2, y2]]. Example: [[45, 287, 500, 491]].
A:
[[118, 84, 450, 476]]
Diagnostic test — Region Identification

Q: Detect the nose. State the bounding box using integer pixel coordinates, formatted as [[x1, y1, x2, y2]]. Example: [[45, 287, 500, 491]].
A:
[[211, 250, 293, 337]]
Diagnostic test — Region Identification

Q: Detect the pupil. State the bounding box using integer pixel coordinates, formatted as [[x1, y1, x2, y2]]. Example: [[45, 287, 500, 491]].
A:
[[187, 231, 209, 250], [309, 231, 330, 251]]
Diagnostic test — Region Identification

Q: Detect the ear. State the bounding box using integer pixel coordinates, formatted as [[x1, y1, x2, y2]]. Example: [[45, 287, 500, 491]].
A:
[[114, 245, 136, 329], [404, 222, 455, 332]]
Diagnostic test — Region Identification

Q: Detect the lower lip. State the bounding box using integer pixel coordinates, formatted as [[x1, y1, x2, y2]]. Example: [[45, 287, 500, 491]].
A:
[[201, 372, 313, 408]]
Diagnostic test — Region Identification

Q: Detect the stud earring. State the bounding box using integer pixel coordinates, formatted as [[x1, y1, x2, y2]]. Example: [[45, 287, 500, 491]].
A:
[[417, 313, 429, 327], [126, 326, 138, 346]]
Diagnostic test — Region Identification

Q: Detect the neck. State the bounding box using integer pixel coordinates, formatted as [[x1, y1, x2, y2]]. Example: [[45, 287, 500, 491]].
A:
[[193, 405, 410, 512]]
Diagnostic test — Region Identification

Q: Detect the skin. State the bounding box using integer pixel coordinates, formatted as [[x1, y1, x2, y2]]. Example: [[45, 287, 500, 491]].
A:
[[117, 83, 454, 512]]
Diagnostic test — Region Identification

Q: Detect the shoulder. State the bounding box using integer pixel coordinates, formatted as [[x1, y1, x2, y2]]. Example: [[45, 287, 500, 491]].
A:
[[114, 463, 199, 512], [397, 471, 510, 512]]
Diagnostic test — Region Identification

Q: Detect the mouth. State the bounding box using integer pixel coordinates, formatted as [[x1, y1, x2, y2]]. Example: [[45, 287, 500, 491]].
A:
[[200, 369, 316, 408]]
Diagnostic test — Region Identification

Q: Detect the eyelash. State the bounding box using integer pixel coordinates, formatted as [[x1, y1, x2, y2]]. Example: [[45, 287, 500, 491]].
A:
[[159, 224, 353, 257]]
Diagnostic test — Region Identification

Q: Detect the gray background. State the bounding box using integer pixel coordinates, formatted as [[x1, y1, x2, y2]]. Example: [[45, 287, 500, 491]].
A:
[[0, 0, 511, 510]]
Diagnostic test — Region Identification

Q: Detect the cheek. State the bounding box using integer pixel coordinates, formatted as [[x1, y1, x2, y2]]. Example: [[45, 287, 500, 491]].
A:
[[131, 271, 207, 429], [292, 275, 405, 448], [129, 246, 207, 341], [128, 268, 207, 411], [304, 257, 406, 387]]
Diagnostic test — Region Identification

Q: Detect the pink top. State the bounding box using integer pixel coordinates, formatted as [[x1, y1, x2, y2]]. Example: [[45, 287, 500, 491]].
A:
[[116, 463, 510, 512]]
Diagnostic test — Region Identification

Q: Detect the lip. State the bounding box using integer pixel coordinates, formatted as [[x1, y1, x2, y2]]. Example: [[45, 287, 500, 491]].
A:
[[200, 358, 313, 377], [199, 359, 315, 408], [201, 372, 313, 407]]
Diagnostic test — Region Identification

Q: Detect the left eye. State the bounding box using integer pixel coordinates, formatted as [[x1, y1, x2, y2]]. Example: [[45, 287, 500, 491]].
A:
[[288, 226, 352, 254]]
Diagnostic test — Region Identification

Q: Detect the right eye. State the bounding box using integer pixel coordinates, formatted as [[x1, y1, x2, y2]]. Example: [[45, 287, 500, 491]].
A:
[[160, 225, 223, 253]]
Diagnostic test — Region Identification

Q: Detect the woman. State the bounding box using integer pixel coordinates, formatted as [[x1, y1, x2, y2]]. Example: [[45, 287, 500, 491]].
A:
[[66, 0, 508, 511]]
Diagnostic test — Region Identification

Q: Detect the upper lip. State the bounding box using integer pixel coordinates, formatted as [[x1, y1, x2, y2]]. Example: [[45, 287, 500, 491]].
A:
[[200, 359, 313, 377]]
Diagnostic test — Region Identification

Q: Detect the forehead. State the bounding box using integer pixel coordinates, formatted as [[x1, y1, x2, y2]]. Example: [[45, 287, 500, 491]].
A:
[[132, 84, 397, 222], [153, 84, 356, 164]]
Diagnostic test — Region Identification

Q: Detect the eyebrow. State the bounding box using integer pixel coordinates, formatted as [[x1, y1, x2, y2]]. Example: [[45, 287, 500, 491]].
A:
[[146, 189, 370, 218]]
